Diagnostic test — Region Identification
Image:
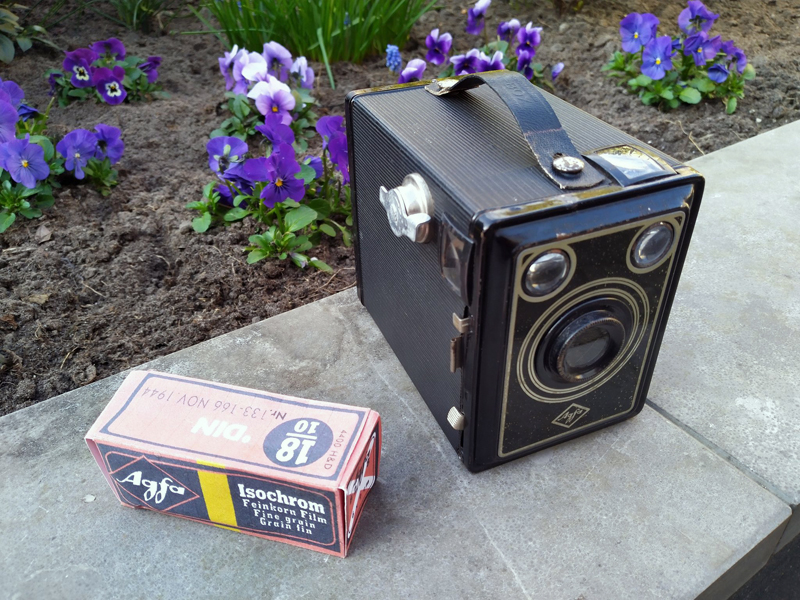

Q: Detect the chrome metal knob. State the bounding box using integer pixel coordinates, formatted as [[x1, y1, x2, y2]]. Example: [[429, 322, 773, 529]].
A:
[[379, 173, 434, 243]]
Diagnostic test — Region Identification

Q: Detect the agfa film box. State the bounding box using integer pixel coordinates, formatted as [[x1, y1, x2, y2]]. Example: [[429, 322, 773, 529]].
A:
[[85, 370, 381, 557]]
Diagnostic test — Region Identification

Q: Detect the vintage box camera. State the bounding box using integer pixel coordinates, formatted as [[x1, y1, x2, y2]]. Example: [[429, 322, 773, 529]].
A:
[[345, 71, 703, 472]]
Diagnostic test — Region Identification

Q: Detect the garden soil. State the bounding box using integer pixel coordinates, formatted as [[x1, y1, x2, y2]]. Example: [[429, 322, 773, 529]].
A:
[[1, 0, 797, 413]]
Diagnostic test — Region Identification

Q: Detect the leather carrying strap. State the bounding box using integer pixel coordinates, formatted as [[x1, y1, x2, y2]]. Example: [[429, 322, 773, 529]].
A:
[[425, 71, 603, 190]]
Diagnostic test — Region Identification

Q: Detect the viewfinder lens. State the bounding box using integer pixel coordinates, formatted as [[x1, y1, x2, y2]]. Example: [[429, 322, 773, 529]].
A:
[[632, 222, 674, 268], [524, 250, 570, 296]]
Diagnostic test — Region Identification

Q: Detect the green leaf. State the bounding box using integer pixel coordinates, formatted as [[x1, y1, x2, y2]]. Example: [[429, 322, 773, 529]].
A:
[[36, 195, 54, 209], [679, 87, 702, 104], [319, 223, 336, 237], [689, 77, 715, 93], [0, 34, 14, 63], [18, 207, 41, 219], [29, 135, 54, 162], [16, 36, 31, 52], [192, 212, 212, 233], [640, 91, 658, 105], [67, 89, 87, 98], [297, 164, 316, 185], [742, 64, 756, 81], [185, 200, 206, 210], [725, 96, 738, 114], [247, 249, 269, 264], [659, 88, 674, 100], [309, 258, 333, 272], [635, 74, 652, 87], [284, 205, 318, 232], [223, 207, 249, 222], [289, 252, 308, 268], [308, 198, 331, 217], [0, 211, 15, 233], [342, 229, 352, 247]]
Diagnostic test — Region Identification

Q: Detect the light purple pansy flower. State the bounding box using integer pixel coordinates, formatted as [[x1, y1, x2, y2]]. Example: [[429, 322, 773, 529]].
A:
[[0, 100, 18, 143], [497, 19, 521, 42], [619, 13, 659, 53], [678, 1, 719, 35], [290, 56, 315, 89], [683, 32, 721, 67], [425, 29, 453, 66], [707, 63, 729, 83], [551, 62, 565, 81], [451, 48, 482, 76], [466, 0, 491, 35], [327, 135, 349, 184], [263, 41, 293, 81], [303, 156, 323, 179], [244, 144, 305, 208], [721, 40, 747, 74], [0, 78, 24, 108], [231, 50, 254, 95], [0, 135, 49, 189], [206, 136, 248, 174], [219, 44, 240, 91], [478, 50, 504, 72], [316, 115, 346, 150], [140, 56, 161, 84], [398, 58, 427, 84], [641, 35, 674, 80], [247, 78, 296, 125], [56, 129, 98, 180], [93, 66, 127, 105], [516, 49, 535, 80]]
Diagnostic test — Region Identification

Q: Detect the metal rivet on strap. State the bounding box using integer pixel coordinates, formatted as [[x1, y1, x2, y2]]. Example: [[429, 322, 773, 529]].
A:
[[553, 155, 585, 174]]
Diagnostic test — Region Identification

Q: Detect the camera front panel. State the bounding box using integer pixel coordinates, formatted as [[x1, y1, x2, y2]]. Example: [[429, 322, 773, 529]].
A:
[[471, 182, 698, 467]]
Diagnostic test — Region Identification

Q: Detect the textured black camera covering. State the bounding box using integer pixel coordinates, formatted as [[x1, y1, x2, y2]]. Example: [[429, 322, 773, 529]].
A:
[[346, 80, 701, 469]]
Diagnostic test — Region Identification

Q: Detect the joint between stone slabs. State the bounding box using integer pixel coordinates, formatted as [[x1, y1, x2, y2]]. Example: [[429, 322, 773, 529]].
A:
[[645, 398, 795, 510]]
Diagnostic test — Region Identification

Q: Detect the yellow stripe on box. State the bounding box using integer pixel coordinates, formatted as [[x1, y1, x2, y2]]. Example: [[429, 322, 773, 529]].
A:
[[197, 468, 237, 527]]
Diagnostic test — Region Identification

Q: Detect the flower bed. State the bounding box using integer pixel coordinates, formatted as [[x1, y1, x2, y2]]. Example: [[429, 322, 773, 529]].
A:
[[1, 0, 797, 414]]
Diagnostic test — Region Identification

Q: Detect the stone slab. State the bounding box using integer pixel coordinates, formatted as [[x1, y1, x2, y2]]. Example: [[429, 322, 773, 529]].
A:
[[0, 290, 790, 600], [649, 120, 800, 551]]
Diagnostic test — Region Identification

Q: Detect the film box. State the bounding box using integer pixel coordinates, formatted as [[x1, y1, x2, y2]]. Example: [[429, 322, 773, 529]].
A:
[[85, 370, 381, 557]]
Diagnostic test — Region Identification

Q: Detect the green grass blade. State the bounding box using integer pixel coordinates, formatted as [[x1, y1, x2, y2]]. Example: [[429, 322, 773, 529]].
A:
[[316, 26, 335, 90]]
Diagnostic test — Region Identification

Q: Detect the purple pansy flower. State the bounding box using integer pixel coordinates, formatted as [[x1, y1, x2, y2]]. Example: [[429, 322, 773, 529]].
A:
[[241, 52, 274, 83], [91, 38, 126, 60], [263, 41, 293, 81], [93, 124, 125, 165], [316, 115, 346, 150], [63, 48, 97, 89], [206, 136, 248, 174], [619, 13, 659, 53], [425, 29, 453, 66], [721, 40, 747, 74], [516, 23, 543, 57], [678, 1, 719, 35], [684, 32, 721, 67], [0, 135, 49, 189], [245, 145, 305, 208], [0, 100, 18, 143], [327, 135, 349, 184], [231, 50, 255, 95], [497, 19, 521, 42], [641, 35, 674, 80], [0, 79, 24, 108], [56, 129, 98, 180], [707, 63, 729, 83], [478, 50, 504, 72], [551, 62, 565, 80], [255, 113, 295, 146], [219, 44, 240, 91], [398, 58, 426, 84], [466, 0, 491, 35], [140, 56, 161, 84], [247, 79, 295, 125], [303, 156, 323, 179], [17, 104, 38, 121], [290, 56, 315, 89], [516, 50, 535, 80], [451, 49, 482, 75], [94, 66, 127, 105]]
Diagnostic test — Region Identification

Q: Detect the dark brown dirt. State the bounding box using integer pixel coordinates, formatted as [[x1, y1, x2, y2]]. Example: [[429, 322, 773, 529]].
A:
[[1, 0, 797, 414]]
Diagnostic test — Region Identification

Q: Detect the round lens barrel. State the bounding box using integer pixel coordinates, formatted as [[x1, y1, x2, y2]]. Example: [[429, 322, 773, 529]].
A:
[[553, 311, 626, 383], [524, 250, 570, 296], [632, 222, 674, 268]]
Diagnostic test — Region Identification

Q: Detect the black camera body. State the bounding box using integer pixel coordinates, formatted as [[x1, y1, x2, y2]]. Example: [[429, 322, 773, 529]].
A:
[[345, 71, 703, 472]]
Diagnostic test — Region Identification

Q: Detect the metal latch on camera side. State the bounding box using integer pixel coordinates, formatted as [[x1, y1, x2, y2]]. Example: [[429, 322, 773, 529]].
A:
[[379, 173, 434, 243], [449, 313, 472, 374]]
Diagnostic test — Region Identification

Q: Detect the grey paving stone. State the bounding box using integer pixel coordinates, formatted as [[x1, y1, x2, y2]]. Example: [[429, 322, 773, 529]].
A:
[[649, 120, 800, 551], [0, 290, 790, 600]]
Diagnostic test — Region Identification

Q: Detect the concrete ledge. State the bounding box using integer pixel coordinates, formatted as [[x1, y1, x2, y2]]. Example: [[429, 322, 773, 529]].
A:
[[648, 120, 800, 552], [0, 290, 791, 600]]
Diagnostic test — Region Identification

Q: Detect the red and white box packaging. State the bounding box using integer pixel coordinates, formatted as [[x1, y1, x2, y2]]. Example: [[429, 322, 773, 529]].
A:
[[85, 370, 381, 557]]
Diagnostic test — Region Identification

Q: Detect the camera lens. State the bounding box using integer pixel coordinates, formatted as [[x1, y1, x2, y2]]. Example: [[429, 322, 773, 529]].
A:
[[632, 222, 674, 268], [524, 250, 570, 296], [552, 311, 625, 383]]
